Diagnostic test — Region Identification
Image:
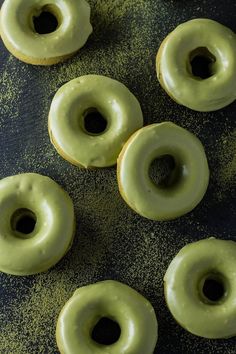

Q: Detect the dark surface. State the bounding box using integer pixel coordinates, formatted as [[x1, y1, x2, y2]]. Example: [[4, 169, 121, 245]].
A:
[[0, 0, 236, 353]]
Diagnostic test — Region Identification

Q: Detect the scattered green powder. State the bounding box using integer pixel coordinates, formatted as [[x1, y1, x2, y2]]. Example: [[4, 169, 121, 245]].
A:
[[0, 56, 23, 124], [214, 130, 236, 202]]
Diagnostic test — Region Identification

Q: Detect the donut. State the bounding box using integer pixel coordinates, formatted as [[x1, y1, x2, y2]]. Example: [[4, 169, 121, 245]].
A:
[[0, 173, 75, 275], [48, 75, 143, 168], [156, 19, 236, 112], [0, 0, 92, 65], [117, 122, 209, 221], [56, 280, 158, 354], [164, 238, 236, 339]]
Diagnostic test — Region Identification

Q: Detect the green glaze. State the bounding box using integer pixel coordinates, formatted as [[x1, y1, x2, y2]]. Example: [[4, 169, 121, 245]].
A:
[[49, 75, 143, 168], [0, 0, 92, 64], [0, 173, 75, 276], [164, 238, 236, 339], [156, 19, 236, 112], [56, 280, 158, 354], [117, 122, 209, 221]]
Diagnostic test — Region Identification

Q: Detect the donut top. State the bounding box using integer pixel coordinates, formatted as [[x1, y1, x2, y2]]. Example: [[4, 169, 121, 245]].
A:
[[0, 0, 92, 60], [49, 75, 143, 168], [117, 122, 209, 220], [158, 19, 236, 111]]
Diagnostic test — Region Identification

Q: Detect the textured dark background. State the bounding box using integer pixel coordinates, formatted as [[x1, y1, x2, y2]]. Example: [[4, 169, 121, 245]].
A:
[[0, 0, 236, 353]]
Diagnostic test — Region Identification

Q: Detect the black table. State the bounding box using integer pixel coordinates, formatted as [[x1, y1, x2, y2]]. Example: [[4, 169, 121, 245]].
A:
[[0, 0, 235, 353]]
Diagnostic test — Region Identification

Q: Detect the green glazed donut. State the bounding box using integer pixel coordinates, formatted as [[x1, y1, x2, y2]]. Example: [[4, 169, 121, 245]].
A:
[[117, 122, 209, 221], [156, 19, 236, 111], [0, 0, 92, 65], [48, 75, 143, 168], [0, 173, 75, 276], [164, 238, 236, 339], [56, 280, 158, 354]]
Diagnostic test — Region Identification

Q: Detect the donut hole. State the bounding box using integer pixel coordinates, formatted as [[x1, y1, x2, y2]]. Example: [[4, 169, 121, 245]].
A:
[[83, 108, 108, 135], [91, 317, 121, 345], [11, 209, 37, 238], [201, 274, 226, 304], [189, 47, 216, 79], [33, 5, 60, 34], [149, 155, 180, 188]]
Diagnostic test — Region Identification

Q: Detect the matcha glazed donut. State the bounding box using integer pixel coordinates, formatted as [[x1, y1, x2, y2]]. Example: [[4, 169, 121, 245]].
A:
[[156, 19, 236, 111], [48, 75, 143, 168], [117, 122, 209, 221], [164, 238, 236, 339], [0, 173, 75, 276], [56, 280, 158, 354], [0, 0, 92, 65]]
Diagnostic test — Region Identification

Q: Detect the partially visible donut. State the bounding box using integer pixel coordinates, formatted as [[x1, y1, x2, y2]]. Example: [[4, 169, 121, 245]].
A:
[[56, 280, 158, 354], [0, 0, 92, 65], [0, 173, 75, 275], [164, 238, 236, 338]]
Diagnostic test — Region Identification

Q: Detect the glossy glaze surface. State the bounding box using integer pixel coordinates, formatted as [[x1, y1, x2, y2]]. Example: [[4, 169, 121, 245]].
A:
[[156, 19, 236, 111]]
